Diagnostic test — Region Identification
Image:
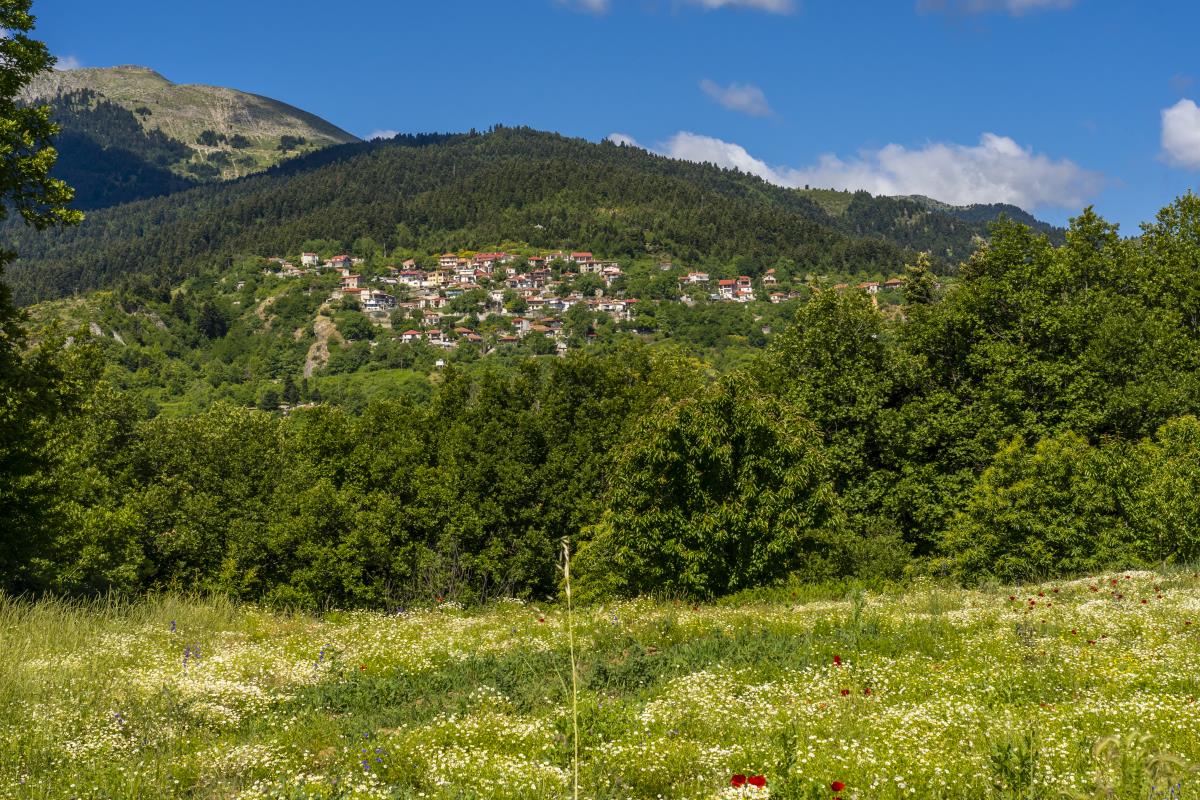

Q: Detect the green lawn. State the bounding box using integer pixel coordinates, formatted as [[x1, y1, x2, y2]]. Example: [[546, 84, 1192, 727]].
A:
[[3, 571, 1199, 799]]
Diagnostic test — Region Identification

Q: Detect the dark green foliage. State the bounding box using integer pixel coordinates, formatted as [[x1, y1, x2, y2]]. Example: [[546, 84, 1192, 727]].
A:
[[943, 433, 1140, 581], [1127, 416, 1200, 564], [902, 253, 937, 305], [577, 374, 843, 599], [0, 0, 84, 589], [185, 160, 220, 179], [333, 311, 374, 341], [4, 345, 695, 604], [13, 193, 1200, 601], [4, 127, 1046, 306], [277, 134, 306, 152], [195, 129, 223, 147], [36, 89, 197, 208], [196, 300, 228, 339]]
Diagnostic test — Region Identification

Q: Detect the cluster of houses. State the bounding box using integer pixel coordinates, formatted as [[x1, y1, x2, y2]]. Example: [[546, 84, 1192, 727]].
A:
[[263, 250, 907, 351], [393, 315, 573, 353]]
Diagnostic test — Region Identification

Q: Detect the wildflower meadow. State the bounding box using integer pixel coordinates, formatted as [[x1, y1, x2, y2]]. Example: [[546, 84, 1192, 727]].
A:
[[3, 570, 1200, 799]]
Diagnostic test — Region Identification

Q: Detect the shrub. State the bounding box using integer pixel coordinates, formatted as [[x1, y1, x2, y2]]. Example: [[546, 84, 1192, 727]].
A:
[[944, 433, 1142, 582], [576, 374, 844, 600]]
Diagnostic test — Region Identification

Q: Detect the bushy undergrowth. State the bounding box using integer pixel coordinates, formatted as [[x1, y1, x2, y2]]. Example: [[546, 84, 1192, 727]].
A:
[[4, 571, 1200, 799]]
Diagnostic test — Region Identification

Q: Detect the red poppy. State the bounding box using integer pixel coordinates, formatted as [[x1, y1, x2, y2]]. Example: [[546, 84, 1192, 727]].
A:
[[833, 654, 842, 667], [1070, 629, 1077, 635], [1037, 591, 1045, 597], [538, 616, 545, 623], [864, 687, 872, 696], [1009, 595, 1016, 601], [1052, 588, 1059, 593], [1141, 599, 1148, 605], [831, 780, 846, 792], [749, 775, 766, 788], [840, 688, 850, 696], [731, 774, 747, 787], [1111, 579, 1119, 586]]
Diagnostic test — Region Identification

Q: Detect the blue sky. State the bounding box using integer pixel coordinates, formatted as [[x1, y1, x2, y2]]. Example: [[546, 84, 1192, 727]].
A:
[[38, 0, 1200, 230]]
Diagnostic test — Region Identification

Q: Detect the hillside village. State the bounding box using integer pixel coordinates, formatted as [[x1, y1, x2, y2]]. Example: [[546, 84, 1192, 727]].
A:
[[264, 248, 908, 353]]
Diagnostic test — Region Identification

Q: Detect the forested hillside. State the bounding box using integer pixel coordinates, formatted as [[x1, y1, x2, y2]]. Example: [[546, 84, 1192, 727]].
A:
[[5, 127, 1061, 305], [900, 194, 1064, 238], [8, 196, 1200, 606], [43, 89, 199, 207]]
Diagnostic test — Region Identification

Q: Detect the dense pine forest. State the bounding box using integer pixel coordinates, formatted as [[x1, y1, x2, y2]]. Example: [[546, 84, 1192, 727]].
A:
[[4, 127, 1064, 306]]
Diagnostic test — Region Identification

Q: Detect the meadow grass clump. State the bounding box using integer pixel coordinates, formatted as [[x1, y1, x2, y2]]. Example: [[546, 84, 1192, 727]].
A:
[[2, 571, 1200, 798]]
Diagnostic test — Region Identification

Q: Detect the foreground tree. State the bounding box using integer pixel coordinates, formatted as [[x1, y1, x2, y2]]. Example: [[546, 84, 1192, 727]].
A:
[[576, 375, 843, 599], [0, 0, 84, 590]]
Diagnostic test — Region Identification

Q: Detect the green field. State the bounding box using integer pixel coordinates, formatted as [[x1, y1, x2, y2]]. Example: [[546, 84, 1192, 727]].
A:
[[4, 571, 1200, 799]]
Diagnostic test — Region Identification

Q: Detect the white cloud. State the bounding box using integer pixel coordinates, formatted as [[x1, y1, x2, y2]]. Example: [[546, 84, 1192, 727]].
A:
[[681, 0, 795, 11], [699, 79, 773, 117], [1161, 99, 1200, 170], [365, 130, 400, 141], [660, 131, 782, 179], [650, 130, 1102, 210], [606, 132, 643, 147], [53, 54, 82, 71], [918, 0, 1077, 15], [556, 0, 610, 13]]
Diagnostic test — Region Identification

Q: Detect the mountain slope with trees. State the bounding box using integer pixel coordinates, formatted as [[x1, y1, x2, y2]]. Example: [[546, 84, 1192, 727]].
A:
[[6, 127, 1061, 305]]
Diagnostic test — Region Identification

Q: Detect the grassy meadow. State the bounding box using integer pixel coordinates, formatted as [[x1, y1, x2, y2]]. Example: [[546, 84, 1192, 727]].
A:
[[3, 572, 1200, 800]]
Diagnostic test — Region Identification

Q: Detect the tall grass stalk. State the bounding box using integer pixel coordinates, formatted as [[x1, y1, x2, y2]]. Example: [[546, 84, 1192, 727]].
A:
[[561, 536, 580, 800]]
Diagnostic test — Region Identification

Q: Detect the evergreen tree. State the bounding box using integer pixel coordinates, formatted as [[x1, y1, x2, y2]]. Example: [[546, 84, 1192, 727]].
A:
[[197, 301, 227, 339], [282, 374, 300, 404], [902, 252, 938, 305]]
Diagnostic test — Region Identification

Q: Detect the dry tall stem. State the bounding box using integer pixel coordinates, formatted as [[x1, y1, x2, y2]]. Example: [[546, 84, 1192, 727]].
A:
[[561, 536, 580, 800]]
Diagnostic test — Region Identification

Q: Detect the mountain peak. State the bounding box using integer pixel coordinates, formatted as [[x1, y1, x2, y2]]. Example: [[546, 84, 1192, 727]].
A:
[[23, 63, 361, 208]]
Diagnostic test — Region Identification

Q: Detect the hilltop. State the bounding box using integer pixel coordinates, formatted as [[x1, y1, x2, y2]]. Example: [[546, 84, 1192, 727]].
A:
[[5, 127, 1063, 305], [22, 65, 359, 207]]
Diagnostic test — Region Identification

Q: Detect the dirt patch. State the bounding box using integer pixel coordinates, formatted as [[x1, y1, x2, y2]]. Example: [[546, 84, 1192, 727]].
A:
[[304, 310, 344, 378], [254, 295, 277, 330]]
